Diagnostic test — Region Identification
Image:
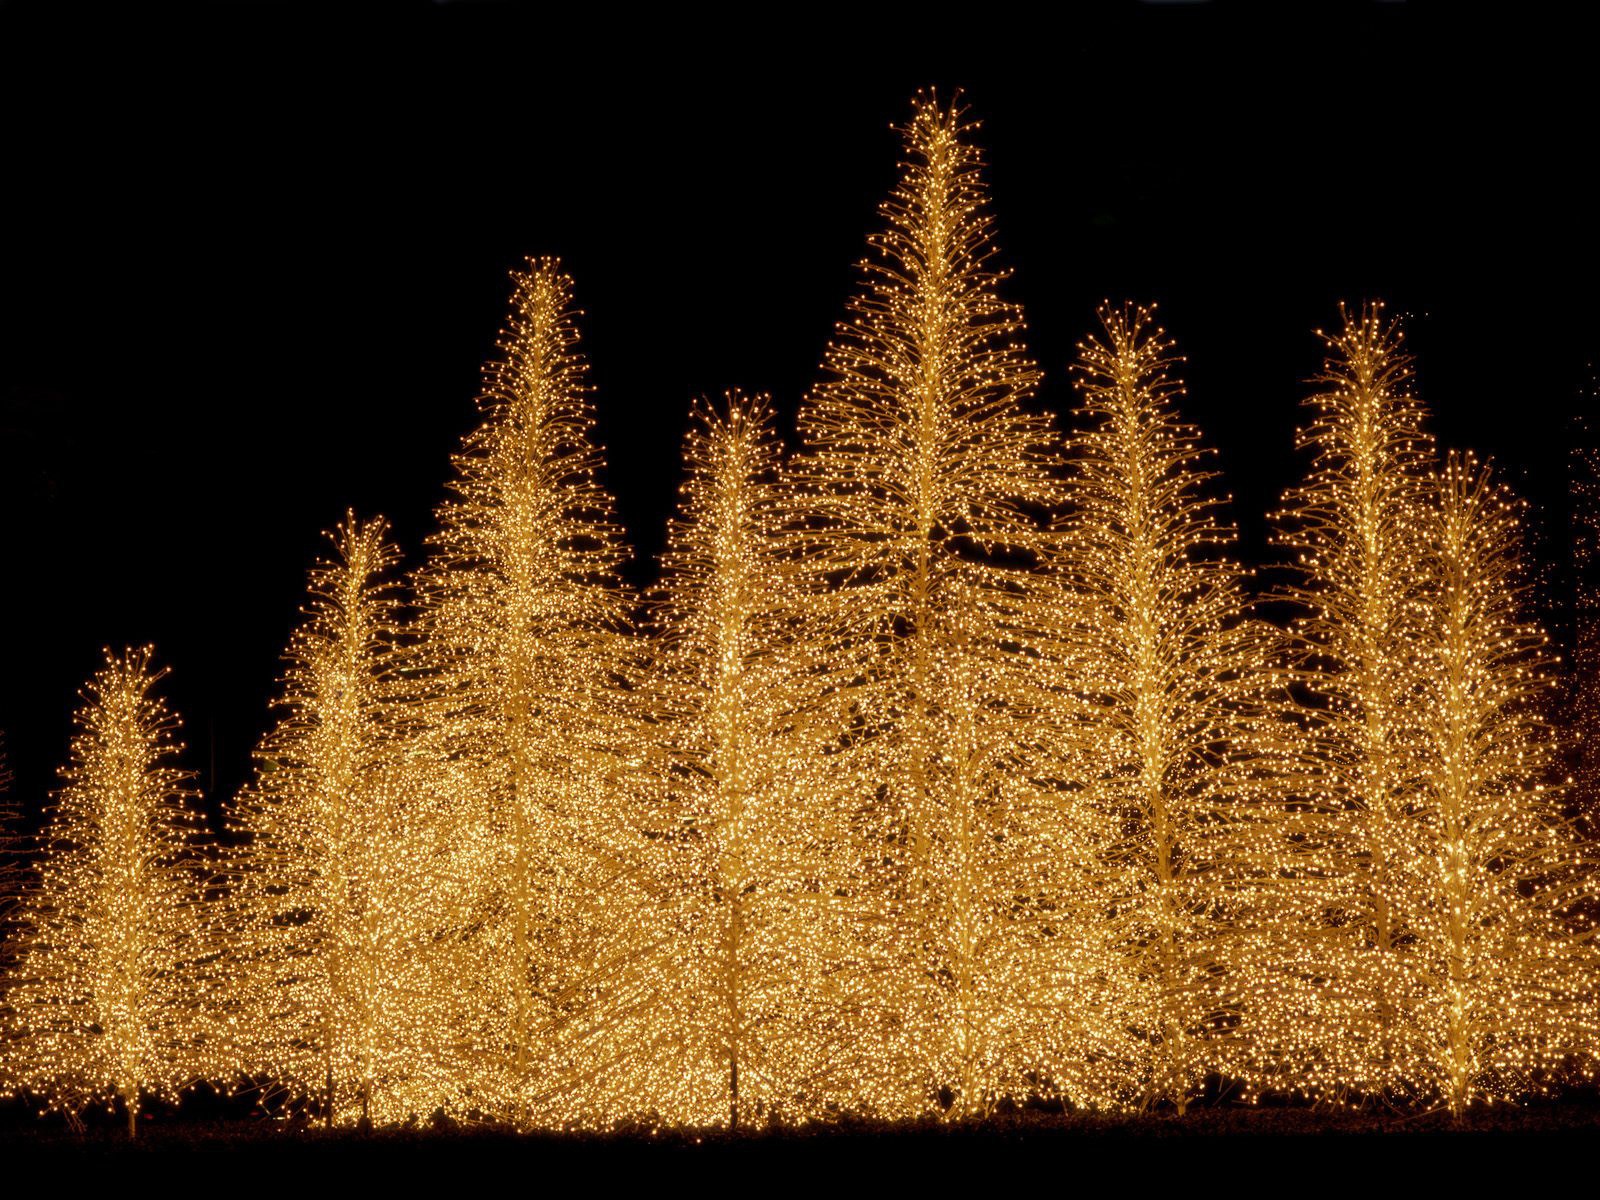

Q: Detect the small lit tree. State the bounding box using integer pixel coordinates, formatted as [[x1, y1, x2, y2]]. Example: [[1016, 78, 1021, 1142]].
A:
[[589, 393, 848, 1128], [1259, 303, 1441, 1101], [1, 649, 210, 1136], [226, 514, 460, 1125]]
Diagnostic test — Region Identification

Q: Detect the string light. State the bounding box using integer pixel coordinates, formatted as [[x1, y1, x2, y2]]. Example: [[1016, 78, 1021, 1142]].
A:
[[0, 649, 211, 1137], [1254, 304, 1439, 1101], [1, 96, 1596, 1135], [410, 258, 645, 1128], [580, 392, 848, 1128], [1568, 414, 1600, 817], [1260, 306, 1599, 1107], [0, 732, 22, 993], [1052, 304, 1277, 1113], [786, 92, 1126, 1118], [225, 514, 464, 1126], [1408, 452, 1599, 1113]]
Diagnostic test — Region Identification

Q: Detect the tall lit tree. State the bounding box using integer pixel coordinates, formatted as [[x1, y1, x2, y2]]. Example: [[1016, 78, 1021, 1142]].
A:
[[1052, 304, 1275, 1112], [1265, 302, 1441, 1100], [414, 257, 643, 1125], [788, 93, 1107, 1116], [226, 514, 460, 1125], [0, 649, 210, 1136], [1401, 452, 1600, 1115]]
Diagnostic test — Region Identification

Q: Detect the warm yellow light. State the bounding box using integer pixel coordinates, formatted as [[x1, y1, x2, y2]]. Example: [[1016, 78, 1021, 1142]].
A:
[[2, 96, 1595, 1137]]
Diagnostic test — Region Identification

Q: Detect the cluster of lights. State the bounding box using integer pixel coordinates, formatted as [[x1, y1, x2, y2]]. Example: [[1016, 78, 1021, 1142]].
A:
[[1247, 304, 1442, 1101], [408, 260, 644, 1127], [1411, 452, 1594, 1116], [1051, 304, 1276, 1114], [223, 514, 468, 1126], [0, 95, 1595, 1135], [1256, 308, 1599, 1109], [609, 392, 847, 1127], [0, 649, 208, 1136], [787, 97, 1098, 1118]]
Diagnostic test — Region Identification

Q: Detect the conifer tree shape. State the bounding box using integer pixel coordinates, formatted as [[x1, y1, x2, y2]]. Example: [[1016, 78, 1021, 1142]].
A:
[[228, 514, 456, 1125], [1, 649, 207, 1136], [415, 257, 640, 1125], [1268, 302, 1441, 1100], [1405, 453, 1599, 1114], [790, 94, 1096, 1116], [601, 393, 843, 1127], [1053, 305, 1270, 1112]]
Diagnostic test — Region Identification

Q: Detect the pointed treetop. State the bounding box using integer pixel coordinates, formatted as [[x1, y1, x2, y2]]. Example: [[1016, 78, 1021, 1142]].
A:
[[1313, 300, 1415, 402], [484, 257, 588, 420], [1073, 302, 1180, 399], [72, 646, 180, 747], [869, 90, 1013, 294], [800, 89, 1054, 550], [322, 509, 400, 588]]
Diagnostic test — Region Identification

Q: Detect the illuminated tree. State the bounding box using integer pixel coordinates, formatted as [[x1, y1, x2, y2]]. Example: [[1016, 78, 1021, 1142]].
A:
[[788, 93, 1105, 1116], [1265, 302, 1440, 1100], [1400, 452, 1600, 1115], [413, 257, 643, 1125], [226, 514, 460, 1126], [1, 649, 209, 1136], [1052, 304, 1274, 1112], [575, 393, 847, 1128]]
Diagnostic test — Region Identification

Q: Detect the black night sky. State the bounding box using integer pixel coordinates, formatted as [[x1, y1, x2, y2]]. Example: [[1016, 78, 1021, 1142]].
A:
[[1, 3, 1594, 818]]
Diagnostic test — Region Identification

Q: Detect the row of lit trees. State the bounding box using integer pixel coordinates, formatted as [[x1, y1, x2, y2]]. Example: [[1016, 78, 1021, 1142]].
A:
[[0, 95, 1596, 1134]]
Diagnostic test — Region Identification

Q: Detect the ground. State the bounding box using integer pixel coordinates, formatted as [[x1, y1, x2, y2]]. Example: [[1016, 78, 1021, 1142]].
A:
[[3, 1104, 1597, 1183]]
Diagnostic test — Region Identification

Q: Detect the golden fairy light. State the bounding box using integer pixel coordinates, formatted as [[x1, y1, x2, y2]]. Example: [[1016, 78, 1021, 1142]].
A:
[[1568, 415, 1600, 814], [580, 392, 848, 1128], [0, 649, 212, 1136], [225, 514, 462, 1126], [787, 93, 1125, 1117], [412, 257, 647, 1127], [1051, 303, 1277, 1113], [1260, 305, 1600, 1108], [1, 730, 19, 906], [2, 94, 1596, 1133], [1404, 452, 1599, 1113], [1257, 303, 1440, 1101]]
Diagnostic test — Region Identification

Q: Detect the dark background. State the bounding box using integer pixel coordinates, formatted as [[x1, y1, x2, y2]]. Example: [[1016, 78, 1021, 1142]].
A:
[[1, 3, 1594, 816]]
